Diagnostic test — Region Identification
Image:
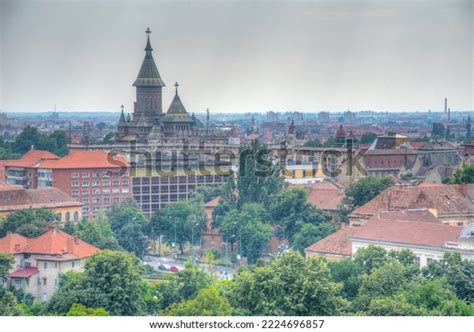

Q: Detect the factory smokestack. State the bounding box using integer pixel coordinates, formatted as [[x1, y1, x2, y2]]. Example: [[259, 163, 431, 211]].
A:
[[444, 98, 448, 113]]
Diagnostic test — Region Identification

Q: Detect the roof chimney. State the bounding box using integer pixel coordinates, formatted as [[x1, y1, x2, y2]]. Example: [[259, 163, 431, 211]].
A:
[[460, 183, 467, 196]]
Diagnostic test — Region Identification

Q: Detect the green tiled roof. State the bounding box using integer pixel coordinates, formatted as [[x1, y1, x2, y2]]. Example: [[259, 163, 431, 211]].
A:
[[133, 33, 165, 87]]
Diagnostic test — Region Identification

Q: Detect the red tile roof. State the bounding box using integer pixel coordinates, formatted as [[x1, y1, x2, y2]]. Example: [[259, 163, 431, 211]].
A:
[[0, 233, 29, 254], [304, 181, 345, 211], [0, 228, 100, 259], [0, 186, 81, 212], [38, 150, 128, 169], [352, 220, 463, 248], [351, 184, 474, 218], [3, 149, 59, 168], [305, 226, 358, 257], [9, 267, 39, 278]]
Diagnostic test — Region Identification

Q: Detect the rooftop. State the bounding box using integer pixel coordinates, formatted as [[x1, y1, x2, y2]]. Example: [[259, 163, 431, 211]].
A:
[[305, 226, 358, 257], [0, 228, 100, 259], [0, 185, 81, 212], [352, 219, 463, 248], [351, 184, 474, 218]]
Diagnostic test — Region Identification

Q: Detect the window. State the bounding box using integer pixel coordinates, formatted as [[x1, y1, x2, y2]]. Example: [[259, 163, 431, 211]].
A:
[[102, 171, 110, 178], [74, 212, 79, 222], [92, 198, 100, 204], [42, 277, 47, 286], [82, 198, 89, 204], [121, 188, 129, 194], [71, 190, 79, 197], [93, 189, 101, 195], [103, 180, 110, 186], [92, 181, 100, 187], [54, 262, 58, 268], [103, 189, 110, 194], [122, 180, 129, 186], [65, 212, 70, 222], [14, 279, 22, 285], [44, 262, 48, 269], [103, 197, 110, 203], [71, 173, 79, 178], [92, 172, 100, 178], [71, 181, 79, 187], [82, 190, 89, 195], [113, 180, 120, 186], [112, 189, 120, 195], [82, 181, 90, 187], [82, 173, 90, 178]]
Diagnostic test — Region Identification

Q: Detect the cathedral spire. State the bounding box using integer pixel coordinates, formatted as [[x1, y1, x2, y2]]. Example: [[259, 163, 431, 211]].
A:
[[118, 104, 126, 124], [133, 28, 165, 87], [145, 27, 153, 53]]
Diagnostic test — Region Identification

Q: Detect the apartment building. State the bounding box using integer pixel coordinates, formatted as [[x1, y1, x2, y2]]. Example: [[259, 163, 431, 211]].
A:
[[3, 149, 131, 220]]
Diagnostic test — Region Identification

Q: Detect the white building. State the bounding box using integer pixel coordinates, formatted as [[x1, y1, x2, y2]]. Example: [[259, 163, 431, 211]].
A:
[[0, 227, 100, 302]]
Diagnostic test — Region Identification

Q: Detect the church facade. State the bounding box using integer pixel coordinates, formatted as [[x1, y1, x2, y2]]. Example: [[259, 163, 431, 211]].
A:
[[116, 28, 198, 143]]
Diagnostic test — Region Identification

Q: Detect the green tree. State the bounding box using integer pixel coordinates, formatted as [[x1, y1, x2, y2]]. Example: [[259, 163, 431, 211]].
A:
[[432, 122, 445, 138], [160, 285, 233, 316], [12, 126, 68, 157], [0, 253, 14, 278], [74, 211, 119, 250], [153, 260, 214, 311], [328, 259, 364, 300], [353, 245, 390, 274], [0, 208, 58, 237], [269, 187, 331, 240], [45, 250, 145, 315], [0, 291, 25, 316], [422, 252, 474, 302], [230, 251, 347, 315], [449, 163, 474, 184], [220, 203, 272, 264], [360, 133, 377, 144], [341, 177, 394, 214], [153, 200, 206, 255], [66, 303, 109, 316], [236, 141, 286, 208], [108, 199, 149, 257], [291, 223, 336, 254]]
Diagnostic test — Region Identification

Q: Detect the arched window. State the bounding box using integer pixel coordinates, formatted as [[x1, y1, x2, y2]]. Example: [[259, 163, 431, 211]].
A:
[[74, 211, 79, 222], [65, 212, 70, 222]]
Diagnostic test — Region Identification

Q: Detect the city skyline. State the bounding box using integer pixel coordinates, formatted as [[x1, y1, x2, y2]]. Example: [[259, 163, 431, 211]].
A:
[[0, 0, 472, 114]]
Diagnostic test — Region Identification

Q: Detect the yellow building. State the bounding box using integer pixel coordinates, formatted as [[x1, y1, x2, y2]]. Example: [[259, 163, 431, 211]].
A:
[[0, 183, 82, 223]]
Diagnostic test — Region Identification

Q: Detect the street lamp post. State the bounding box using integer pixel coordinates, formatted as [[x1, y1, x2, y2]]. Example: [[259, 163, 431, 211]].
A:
[[191, 222, 199, 265]]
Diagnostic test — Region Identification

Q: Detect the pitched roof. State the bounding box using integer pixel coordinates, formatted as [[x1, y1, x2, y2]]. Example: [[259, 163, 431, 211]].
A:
[[304, 181, 345, 211], [305, 226, 358, 257], [38, 150, 129, 169], [377, 209, 441, 223], [0, 186, 81, 212], [351, 184, 474, 218], [0, 233, 29, 254], [164, 86, 193, 123], [352, 220, 463, 248], [133, 32, 165, 87], [9, 267, 39, 278], [3, 149, 59, 168], [0, 228, 100, 259]]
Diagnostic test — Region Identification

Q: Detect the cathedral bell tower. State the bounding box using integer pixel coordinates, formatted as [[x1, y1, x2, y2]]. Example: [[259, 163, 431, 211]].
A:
[[133, 27, 165, 124]]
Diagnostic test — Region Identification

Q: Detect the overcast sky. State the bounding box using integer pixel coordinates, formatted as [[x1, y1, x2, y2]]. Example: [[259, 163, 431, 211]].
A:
[[0, 0, 472, 114]]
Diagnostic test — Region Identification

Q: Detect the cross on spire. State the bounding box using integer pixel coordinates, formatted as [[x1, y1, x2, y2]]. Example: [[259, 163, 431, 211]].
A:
[[121, 104, 124, 112], [174, 82, 179, 95], [146, 27, 151, 35]]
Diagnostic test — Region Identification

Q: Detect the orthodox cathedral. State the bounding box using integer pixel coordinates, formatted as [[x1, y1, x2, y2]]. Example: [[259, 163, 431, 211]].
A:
[[116, 28, 198, 143]]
